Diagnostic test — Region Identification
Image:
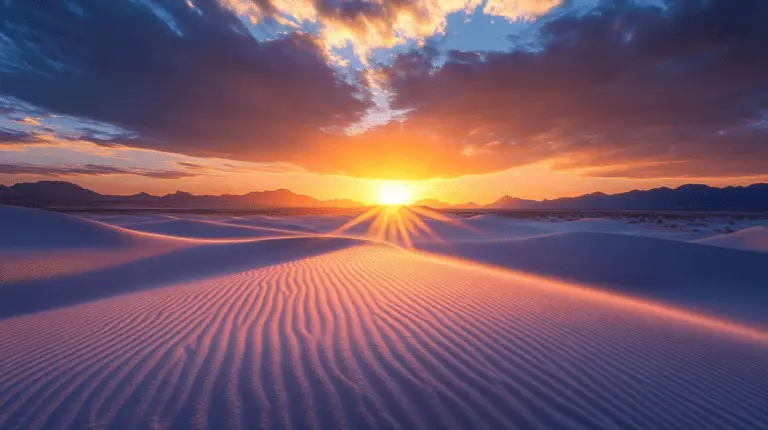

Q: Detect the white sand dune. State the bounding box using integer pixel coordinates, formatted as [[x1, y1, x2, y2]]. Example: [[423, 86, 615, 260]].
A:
[[427, 214, 551, 241], [115, 218, 305, 239], [0, 245, 181, 284], [1, 245, 767, 429], [77, 214, 177, 226], [543, 217, 717, 240], [335, 212, 551, 242], [410, 213, 711, 243], [558, 218, 634, 233], [0, 207, 356, 297], [1, 207, 767, 429], [695, 226, 768, 252], [0, 235, 363, 319], [220, 216, 322, 233], [417, 232, 768, 326], [0, 206, 186, 283], [0, 205, 144, 249]]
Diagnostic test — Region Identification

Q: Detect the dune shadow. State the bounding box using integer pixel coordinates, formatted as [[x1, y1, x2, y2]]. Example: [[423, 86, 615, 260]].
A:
[[417, 232, 768, 327], [0, 236, 363, 320]]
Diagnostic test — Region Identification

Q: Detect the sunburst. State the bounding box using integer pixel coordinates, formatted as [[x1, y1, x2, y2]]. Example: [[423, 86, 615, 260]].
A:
[[331, 204, 477, 248]]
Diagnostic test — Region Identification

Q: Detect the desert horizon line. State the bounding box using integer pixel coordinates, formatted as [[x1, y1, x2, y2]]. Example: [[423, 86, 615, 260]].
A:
[[2, 179, 768, 211]]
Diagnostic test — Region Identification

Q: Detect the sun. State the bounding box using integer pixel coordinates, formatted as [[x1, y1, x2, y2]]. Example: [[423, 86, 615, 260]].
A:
[[377, 183, 411, 206]]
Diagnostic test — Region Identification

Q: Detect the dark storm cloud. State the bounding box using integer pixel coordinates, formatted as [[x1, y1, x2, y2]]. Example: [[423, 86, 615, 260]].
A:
[[0, 0, 369, 160], [376, 0, 768, 178], [0, 163, 196, 179]]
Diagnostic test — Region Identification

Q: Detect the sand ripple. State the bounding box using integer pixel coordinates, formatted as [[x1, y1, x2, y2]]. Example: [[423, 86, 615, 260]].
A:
[[0, 245, 766, 429]]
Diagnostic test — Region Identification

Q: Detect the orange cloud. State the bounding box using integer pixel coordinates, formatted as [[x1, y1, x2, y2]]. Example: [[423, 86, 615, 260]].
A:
[[218, 0, 563, 59]]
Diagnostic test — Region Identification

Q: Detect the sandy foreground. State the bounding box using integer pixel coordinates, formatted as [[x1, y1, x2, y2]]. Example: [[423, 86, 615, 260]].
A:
[[1, 205, 767, 429]]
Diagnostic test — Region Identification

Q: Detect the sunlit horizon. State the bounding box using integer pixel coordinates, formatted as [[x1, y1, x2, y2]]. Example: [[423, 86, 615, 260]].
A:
[[2, 1, 767, 429], [3, 170, 768, 208], [331, 204, 476, 249], [376, 182, 415, 206]]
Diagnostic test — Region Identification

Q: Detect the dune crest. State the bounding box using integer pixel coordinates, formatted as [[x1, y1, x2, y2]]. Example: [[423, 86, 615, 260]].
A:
[[0, 205, 140, 249], [695, 226, 768, 252], [417, 231, 768, 326]]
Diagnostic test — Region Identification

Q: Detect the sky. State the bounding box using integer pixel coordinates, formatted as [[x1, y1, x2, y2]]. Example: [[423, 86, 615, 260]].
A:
[[1, 0, 767, 204]]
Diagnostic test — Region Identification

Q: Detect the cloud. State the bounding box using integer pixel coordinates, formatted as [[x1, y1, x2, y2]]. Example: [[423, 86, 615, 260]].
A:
[[12, 117, 42, 127], [483, 0, 563, 19], [294, 119, 518, 178], [374, 0, 768, 178], [3, 0, 766, 181], [0, 129, 42, 144], [0, 163, 197, 179], [0, 0, 369, 161], [220, 0, 563, 58], [176, 161, 206, 169], [174, 160, 300, 174]]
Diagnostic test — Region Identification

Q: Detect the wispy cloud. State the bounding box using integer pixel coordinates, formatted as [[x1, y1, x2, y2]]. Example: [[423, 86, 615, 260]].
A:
[[0, 163, 197, 179], [12, 116, 42, 126], [0, 128, 42, 144]]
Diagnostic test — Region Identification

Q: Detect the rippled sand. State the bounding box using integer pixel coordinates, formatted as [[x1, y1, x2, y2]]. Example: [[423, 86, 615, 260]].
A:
[[1, 206, 766, 429]]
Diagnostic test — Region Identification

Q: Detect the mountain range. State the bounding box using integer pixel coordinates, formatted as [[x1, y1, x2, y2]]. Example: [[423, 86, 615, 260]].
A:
[[424, 183, 768, 212], [0, 181, 363, 209], [1, 181, 767, 211]]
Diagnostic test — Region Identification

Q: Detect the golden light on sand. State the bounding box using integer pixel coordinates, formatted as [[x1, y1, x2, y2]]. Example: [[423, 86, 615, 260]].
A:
[[332, 204, 476, 249], [377, 182, 411, 206]]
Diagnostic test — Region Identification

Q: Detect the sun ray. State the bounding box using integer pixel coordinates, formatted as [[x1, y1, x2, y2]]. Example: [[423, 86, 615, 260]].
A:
[[394, 211, 414, 248], [373, 207, 392, 240], [408, 205, 479, 233], [330, 206, 382, 235], [330, 184, 478, 249], [400, 208, 442, 242], [398, 210, 422, 239]]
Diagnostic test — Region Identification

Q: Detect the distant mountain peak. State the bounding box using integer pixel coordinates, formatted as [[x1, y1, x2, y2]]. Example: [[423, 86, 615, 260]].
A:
[[490, 195, 539, 209], [413, 198, 453, 209], [0, 180, 102, 204]]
